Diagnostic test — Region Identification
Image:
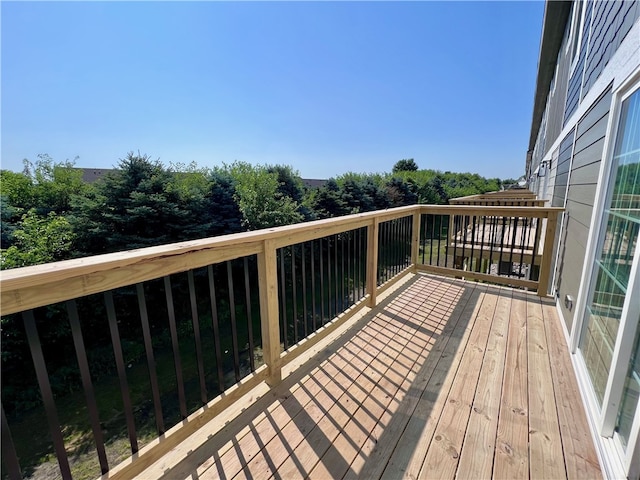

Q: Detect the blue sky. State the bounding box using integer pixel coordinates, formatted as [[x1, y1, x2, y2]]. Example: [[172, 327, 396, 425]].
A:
[[2, 1, 544, 180]]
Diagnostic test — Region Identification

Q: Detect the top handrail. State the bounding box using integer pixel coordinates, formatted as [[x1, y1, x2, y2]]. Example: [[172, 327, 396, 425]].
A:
[[0, 204, 563, 315]]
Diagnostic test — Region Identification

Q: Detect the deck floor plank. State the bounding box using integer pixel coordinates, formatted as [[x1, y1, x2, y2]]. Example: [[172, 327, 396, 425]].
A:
[[363, 282, 483, 480], [456, 287, 511, 479], [277, 277, 450, 479], [493, 290, 530, 480], [527, 296, 567, 480], [541, 300, 602, 479], [158, 274, 601, 480], [417, 286, 499, 479]]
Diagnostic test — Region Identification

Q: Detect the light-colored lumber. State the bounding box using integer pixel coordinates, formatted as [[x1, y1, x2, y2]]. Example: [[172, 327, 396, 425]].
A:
[[493, 291, 529, 480], [456, 287, 511, 479], [418, 287, 498, 479], [366, 218, 380, 307], [411, 211, 421, 271], [258, 239, 282, 386], [527, 296, 566, 480], [355, 281, 484, 480], [541, 300, 602, 479], [417, 263, 539, 290], [1, 205, 562, 315], [309, 281, 438, 479], [537, 211, 559, 296]]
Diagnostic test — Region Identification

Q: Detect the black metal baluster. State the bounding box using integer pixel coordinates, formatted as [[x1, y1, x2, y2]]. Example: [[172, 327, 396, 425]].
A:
[[226, 261, 241, 382], [508, 217, 519, 274], [518, 217, 528, 277], [435, 215, 442, 267], [421, 214, 426, 265], [341, 233, 345, 311], [311, 240, 317, 331], [104, 292, 138, 453], [498, 216, 507, 273], [207, 266, 225, 392], [243, 258, 255, 372], [279, 250, 288, 349], [406, 216, 410, 268], [320, 238, 326, 324], [358, 228, 363, 296], [66, 300, 109, 474], [488, 214, 496, 274], [1, 403, 22, 479], [452, 215, 459, 270], [22, 310, 72, 478], [480, 215, 488, 274], [301, 243, 308, 338], [163, 277, 187, 419], [291, 245, 298, 344], [470, 215, 477, 272], [188, 271, 208, 404], [331, 234, 340, 318], [326, 237, 332, 320], [395, 219, 400, 275], [349, 229, 354, 304], [136, 284, 165, 434], [429, 214, 436, 265]]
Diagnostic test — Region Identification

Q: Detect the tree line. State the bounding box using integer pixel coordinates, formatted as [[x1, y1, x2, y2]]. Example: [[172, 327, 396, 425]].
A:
[[0, 153, 515, 269]]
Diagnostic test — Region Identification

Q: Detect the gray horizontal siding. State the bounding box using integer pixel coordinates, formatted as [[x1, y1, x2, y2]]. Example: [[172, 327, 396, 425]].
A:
[[553, 129, 576, 208], [543, 20, 574, 154], [583, 0, 639, 97], [556, 86, 611, 330], [564, 0, 594, 125]]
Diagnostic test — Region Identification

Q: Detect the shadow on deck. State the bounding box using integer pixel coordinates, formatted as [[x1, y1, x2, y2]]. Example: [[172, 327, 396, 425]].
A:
[[145, 274, 600, 480]]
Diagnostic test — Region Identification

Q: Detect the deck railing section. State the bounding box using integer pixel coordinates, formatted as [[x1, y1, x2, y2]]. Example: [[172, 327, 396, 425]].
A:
[[0, 203, 560, 480], [417, 205, 559, 293], [377, 215, 413, 287]]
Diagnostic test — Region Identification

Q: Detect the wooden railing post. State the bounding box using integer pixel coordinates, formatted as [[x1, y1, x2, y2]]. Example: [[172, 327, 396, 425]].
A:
[[537, 211, 559, 297], [366, 218, 380, 307], [257, 239, 282, 386], [411, 210, 421, 271]]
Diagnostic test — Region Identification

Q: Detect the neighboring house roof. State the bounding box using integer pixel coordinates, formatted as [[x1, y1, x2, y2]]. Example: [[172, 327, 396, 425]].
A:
[[77, 168, 115, 183], [528, 1, 572, 154], [302, 178, 327, 189]]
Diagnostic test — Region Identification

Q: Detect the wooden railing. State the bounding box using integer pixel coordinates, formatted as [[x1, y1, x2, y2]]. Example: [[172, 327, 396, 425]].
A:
[[448, 191, 547, 207], [0, 204, 561, 480]]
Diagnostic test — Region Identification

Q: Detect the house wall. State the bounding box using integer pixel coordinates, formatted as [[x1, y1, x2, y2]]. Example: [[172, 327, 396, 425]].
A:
[[526, 2, 640, 477], [528, 0, 639, 332], [556, 88, 611, 328]]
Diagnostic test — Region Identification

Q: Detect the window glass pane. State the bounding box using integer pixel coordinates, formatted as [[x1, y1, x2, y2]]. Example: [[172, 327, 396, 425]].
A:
[[615, 317, 640, 448], [581, 87, 640, 408]]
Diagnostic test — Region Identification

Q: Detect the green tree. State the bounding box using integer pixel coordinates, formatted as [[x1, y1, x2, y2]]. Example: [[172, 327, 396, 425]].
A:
[[392, 158, 419, 173], [310, 179, 348, 219], [228, 161, 303, 230], [70, 152, 217, 255], [0, 209, 74, 269]]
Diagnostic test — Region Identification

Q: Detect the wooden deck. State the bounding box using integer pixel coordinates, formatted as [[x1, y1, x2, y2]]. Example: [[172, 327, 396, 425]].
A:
[[147, 274, 601, 480]]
